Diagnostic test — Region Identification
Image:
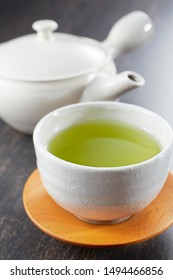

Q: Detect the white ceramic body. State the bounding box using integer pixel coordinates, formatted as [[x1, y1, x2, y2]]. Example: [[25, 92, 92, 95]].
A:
[[33, 102, 173, 224], [0, 63, 115, 134]]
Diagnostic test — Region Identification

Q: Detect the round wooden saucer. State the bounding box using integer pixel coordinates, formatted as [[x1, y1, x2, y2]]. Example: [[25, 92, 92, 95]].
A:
[[23, 169, 173, 247]]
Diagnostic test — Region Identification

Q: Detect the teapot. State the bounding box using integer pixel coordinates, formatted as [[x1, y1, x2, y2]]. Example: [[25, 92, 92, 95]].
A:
[[0, 11, 153, 134]]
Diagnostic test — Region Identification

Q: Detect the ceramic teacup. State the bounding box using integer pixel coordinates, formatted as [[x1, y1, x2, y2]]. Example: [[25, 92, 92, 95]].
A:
[[33, 102, 173, 224]]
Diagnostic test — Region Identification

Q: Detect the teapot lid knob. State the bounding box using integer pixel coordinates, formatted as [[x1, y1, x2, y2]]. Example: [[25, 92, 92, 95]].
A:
[[32, 20, 58, 40]]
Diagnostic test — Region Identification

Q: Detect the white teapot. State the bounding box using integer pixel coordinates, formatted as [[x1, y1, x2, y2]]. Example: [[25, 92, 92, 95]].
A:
[[0, 11, 153, 134]]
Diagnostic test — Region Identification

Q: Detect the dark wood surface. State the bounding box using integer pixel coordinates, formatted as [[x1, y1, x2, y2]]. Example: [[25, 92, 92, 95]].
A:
[[1, 0, 173, 260]]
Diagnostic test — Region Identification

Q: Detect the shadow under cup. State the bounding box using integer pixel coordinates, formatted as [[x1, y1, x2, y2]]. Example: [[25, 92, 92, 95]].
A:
[[33, 102, 173, 224]]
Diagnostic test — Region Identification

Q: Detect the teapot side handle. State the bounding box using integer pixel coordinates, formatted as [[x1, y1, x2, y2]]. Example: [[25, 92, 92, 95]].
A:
[[102, 11, 154, 59]]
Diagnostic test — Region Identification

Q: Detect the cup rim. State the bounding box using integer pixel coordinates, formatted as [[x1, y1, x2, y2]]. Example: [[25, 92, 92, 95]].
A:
[[33, 101, 173, 171]]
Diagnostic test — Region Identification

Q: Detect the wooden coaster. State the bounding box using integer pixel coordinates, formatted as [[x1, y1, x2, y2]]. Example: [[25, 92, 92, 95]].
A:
[[23, 169, 173, 247]]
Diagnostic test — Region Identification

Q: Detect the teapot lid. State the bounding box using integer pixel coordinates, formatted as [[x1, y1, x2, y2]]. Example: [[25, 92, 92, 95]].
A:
[[0, 20, 107, 81]]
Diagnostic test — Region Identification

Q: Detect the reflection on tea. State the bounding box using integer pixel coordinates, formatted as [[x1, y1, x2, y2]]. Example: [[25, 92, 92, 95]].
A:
[[47, 120, 161, 167]]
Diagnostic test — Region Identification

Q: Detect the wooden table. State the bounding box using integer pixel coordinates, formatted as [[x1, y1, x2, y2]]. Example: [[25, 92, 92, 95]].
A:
[[1, 0, 173, 260]]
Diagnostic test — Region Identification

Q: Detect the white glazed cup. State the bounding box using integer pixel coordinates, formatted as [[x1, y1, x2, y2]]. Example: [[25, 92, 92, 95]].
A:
[[33, 102, 173, 224]]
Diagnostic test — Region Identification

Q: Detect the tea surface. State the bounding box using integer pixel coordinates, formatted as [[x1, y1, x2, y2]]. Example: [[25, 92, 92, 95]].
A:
[[48, 120, 161, 167]]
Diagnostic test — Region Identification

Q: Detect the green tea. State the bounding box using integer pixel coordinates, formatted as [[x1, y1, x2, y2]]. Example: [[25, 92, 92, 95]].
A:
[[47, 120, 161, 167]]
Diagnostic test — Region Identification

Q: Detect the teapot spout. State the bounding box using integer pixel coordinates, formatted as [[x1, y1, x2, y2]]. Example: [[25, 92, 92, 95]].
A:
[[80, 71, 145, 102]]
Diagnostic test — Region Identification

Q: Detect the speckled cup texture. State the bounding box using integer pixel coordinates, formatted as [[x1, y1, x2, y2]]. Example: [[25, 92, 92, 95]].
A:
[[33, 102, 173, 224]]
